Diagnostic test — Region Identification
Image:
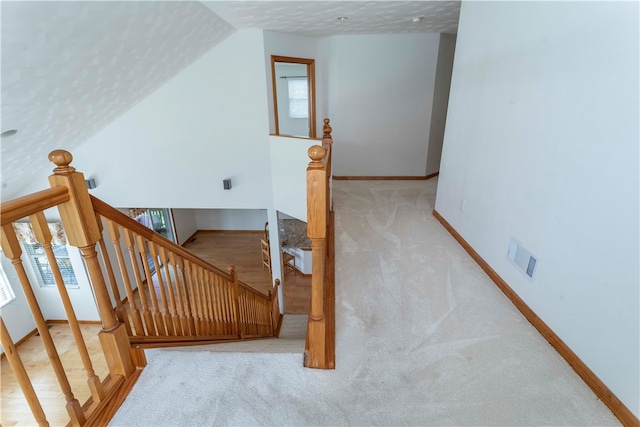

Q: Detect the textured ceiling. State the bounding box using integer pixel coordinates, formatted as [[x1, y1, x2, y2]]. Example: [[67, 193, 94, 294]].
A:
[[203, 1, 460, 36], [1, 1, 235, 200], [0, 0, 460, 202]]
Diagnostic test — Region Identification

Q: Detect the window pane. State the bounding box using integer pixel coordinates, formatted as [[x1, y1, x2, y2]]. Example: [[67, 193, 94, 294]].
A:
[[24, 243, 78, 287], [288, 79, 308, 119], [0, 263, 15, 308]]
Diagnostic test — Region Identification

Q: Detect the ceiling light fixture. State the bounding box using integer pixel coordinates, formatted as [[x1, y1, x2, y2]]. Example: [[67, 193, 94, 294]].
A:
[[1, 129, 18, 138], [412, 17, 424, 23], [337, 16, 348, 21]]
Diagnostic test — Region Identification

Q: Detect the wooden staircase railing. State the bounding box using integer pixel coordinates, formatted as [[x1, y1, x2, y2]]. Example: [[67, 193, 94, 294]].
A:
[[304, 118, 336, 369], [0, 150, 280, 425], [90, 196, 277, 344]]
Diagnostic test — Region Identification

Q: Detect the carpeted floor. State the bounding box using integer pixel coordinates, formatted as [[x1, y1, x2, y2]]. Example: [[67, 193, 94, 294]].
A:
[[110, 179, 619, 426]]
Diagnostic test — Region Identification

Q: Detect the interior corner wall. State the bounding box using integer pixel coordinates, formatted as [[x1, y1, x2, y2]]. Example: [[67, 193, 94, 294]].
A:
[[435, 1, 639, 417], [426, 33, 456, 175], [263, 30, 328, 137], [171, 209, 198, 245], [72, 29, 272, 209], [327, 33, 440, 177]]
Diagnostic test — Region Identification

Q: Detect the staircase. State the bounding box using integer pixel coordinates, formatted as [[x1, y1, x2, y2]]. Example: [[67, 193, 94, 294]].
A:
[[0, 120, 335, 425]]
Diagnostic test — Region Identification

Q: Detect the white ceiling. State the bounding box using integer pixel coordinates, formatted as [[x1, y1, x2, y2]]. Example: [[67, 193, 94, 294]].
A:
[[203, 1, 460, 36], [0, 1, 460, 201]]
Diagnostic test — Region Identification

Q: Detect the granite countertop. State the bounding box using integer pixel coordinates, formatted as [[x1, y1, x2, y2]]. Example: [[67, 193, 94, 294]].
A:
[[280, 218, 310, 249]]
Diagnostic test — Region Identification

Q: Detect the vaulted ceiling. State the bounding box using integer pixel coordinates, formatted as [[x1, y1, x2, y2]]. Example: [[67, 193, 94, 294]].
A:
[[0, 1, 460, 201]]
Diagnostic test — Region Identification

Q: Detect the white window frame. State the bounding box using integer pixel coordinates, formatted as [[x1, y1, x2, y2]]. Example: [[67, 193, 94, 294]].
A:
[[0, 262, 16, 308]]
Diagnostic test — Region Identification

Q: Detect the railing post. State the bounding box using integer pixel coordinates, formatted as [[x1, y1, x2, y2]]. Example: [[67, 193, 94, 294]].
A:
[[47, 150, 134, 378], [305, 145, 328, 368]]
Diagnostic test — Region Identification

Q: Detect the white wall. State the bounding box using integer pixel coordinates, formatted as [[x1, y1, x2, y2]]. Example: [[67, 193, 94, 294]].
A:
[[426, 34, 456, 175], [269, 135, 319, 222], [0, 257, 37, 348], [171, 209, 198, 245], [436, 1, 639, 417], [71, 29, 272, 210], [28, 245, 100, 321], [194, 209, 267, 230], [328, 34, 440, 177]]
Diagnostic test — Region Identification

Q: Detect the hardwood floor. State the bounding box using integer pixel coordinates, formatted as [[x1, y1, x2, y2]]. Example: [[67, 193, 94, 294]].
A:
[[182, 231, 310, 314], [1, 323, 107, 427]]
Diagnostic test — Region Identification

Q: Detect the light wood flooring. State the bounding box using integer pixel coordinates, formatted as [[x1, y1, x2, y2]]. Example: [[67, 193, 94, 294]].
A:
[[1, 323, 107, 427], [182, 231, 310, 314]]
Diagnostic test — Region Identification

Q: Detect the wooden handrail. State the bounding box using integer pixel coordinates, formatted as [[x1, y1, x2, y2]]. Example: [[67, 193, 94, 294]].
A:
[[0, 186, 69, 225], [90, 196, 269, 300]]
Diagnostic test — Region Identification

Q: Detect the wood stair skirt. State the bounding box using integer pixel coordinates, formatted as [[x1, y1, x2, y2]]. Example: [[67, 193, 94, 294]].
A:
[[432, 209, 638, 427]]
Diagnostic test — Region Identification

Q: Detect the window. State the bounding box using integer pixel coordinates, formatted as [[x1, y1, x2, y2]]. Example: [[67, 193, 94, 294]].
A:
[[0, 263, 15, 308], [288, 78, 308, 119], [24, 243, 78, 287]]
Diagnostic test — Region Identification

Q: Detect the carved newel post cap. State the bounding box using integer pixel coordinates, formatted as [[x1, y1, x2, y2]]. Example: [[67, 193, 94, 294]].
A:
[[308, 145, 326, 162], [49, 150, 76, 173], [323, 118, 332, 138], [228, 265, 236, 276]]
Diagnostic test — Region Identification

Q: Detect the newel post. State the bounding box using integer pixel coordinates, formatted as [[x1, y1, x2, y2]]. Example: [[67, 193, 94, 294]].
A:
[[305, 145, 327, 368], [48, 150, 134, 378]]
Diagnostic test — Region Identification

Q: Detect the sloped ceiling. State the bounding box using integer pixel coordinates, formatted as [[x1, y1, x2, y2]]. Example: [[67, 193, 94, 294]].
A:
[[1, 1, 235, 200], [0, 1, 460, 202]]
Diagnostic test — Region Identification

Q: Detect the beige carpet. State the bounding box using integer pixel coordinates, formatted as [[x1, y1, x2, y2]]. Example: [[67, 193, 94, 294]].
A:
[[110, 179, 619, 426]]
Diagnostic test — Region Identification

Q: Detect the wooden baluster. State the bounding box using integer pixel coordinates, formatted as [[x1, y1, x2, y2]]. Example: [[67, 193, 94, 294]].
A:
[[229, 266, 242, 338], [1, 225, 85, 425], [93, 216, 121, 307], [189, 262, 207, 335], [207, 271, 217, 335], [186, 261, 203, 335], [193, 265, 209, 335], [271, 279, 281, 335], [219, 274, 231, 335], [161, 248, 182, 335], [209, 270, 219, 335], [177, 256, 196, 334], [148, 242, 173, 336], [30, 212, 105, 403], [248, 293, 255, 335], [94, 215, 130, 335], [122, 229, 154, 336], [136, 235, 165, 336], [169, 252, 187, 336], [198, 267, 214, 335], [194, 266, 206, 335], [215, 275, 225, 335], [226, 278, 235, 335], [210, 273, 223, 335], [106, 221, 145, 336], [240, 288, 248, 336], [305, 145, 328, 368], [1, 317, 50, 426]]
